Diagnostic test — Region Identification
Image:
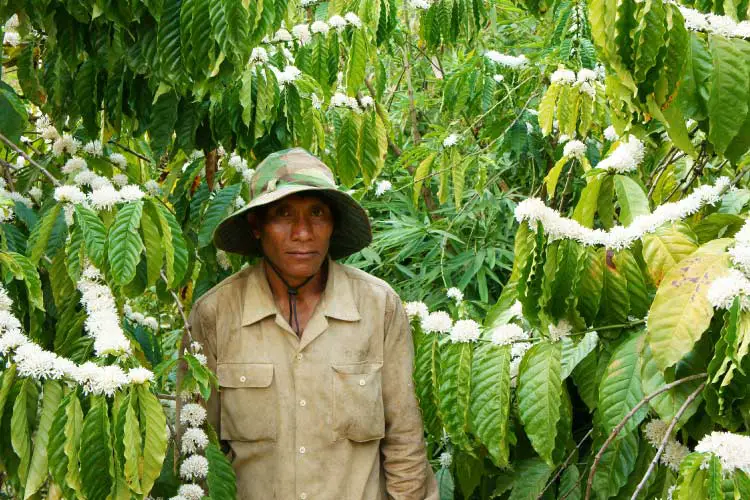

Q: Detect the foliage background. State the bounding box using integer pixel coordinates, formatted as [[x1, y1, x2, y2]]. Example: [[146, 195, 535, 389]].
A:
[[1, 0, 750, 498]]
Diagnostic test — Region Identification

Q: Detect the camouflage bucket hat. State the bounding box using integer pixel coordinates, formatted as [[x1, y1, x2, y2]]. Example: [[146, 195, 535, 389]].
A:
[[212, 147, 372, 259]]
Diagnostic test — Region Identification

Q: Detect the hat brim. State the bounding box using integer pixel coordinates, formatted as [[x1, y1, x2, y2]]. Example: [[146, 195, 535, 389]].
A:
[[212, 185, 372, 260]]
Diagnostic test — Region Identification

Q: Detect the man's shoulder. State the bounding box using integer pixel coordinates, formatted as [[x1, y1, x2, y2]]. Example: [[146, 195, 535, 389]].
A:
[[336, 262, 399, 301], [192, 264, 254, 313]]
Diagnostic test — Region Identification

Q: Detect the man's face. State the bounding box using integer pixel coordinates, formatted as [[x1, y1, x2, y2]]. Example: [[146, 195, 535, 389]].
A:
[[249, 193, 334, 281]]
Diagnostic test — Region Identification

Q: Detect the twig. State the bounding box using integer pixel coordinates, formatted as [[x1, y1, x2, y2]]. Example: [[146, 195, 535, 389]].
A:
[[0, 132, 61, 186], [538, 429, 593, 499], [108, 140, 151, 163], [628, 381, 706, 500], [156, 393, 177, 401], [584, 373, 708, 500]]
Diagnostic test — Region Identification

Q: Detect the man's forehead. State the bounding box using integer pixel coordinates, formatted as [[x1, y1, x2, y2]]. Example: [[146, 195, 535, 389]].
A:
[[268, 193, 330, 208]]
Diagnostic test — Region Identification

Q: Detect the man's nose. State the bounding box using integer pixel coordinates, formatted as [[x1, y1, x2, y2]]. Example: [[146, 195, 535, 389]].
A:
[[290, 216, 314, 240]]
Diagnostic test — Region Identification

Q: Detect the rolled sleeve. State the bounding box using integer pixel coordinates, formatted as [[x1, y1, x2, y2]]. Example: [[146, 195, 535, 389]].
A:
[[381, 292, 438, 499]]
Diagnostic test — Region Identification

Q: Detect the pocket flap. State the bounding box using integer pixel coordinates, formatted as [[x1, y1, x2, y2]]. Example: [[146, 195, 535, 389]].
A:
[[218, 363, 274, 388], [332, 362, 383, 375]]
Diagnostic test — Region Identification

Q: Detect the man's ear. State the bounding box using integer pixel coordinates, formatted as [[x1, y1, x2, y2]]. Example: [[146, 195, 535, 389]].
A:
[[246, 211, 261, 239]]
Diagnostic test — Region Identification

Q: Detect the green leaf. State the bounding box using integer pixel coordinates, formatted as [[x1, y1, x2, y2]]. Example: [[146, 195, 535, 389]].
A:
[[545, 156, 568, 199], [470, 343, 511, 467], [598, 331, 647, 436], [561, 331, 598, 379], [0, 364, 17, 425], [559, 465, 581, 500], [539, 84, 561, 136], [518, 341, 562, 465], [137, 386, 168, 494], [123, 395, 142, 493], [4, 252, 44, 311], [158, 0, 185, 86], [632, 0, 666, 83], [66, 224, 85, 283], [641, 222, 699, 286], [223, 0, 251, 64], [615, 249, 649, 319], [437, 467, 455, 500], [614, 175, 650, 226], [439, 341, 474, 452], [576, 247, 604, 325], [11, 379, 34, 485], [149, 90, 180, 158], [591, 430, 639, 500], [240, 68, 254, 126], [28, 204, 62, 265], [336, 112, 361, 187], [79, 396, 113, 500], [0, 83, 29, 144], [597, 249, 630, 325], [358, 112, 381, 186], [708, 36, 750, 154], [345, 29, 368, 94], [155, 203, 189, 286], [452, 156, 466, 208], [25, 380, 63, 498], [414, 331, 442, 440], [108, 201, 145, 285], [141, 205, 164, 287], [674, 452, 708, 499], [507, 458, 554, 500], [647, 238, 732, 370], [572, 176, 603, 228], [206, 442, 237, 498], [254, 67, 278, 139], [413, 153, 436, 206], [197, 183, 241, 248], [641, 344, 702, 425], [74, 205, 108, 268]]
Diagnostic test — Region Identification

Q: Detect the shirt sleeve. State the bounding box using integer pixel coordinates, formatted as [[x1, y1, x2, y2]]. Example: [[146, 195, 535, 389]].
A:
[[187, 300, 222, 445], [381, 291, 439, 500]]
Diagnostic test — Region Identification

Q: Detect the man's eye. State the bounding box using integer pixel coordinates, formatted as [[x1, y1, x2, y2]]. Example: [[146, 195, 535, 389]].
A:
[[311, 207, 323, 216]]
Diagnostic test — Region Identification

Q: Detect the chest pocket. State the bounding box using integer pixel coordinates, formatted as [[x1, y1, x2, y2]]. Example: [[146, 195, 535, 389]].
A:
[[217, 363, 276, 442], [332, 363, 385, 442]]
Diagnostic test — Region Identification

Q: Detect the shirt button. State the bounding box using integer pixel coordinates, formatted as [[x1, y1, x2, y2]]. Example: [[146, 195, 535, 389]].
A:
[[359, 379, 366, 386], [300, 494, 308, 500], [299, 446, 306, 454], [239, 375, 247, 383], [296, 353, 303, 361], [300, 399, 307, 407]]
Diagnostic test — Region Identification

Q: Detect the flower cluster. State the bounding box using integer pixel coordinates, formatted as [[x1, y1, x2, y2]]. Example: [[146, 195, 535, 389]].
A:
[[679, 6, 750, 39], [123, 304, 160, 330], [603, 126, 619, 142], [172, 401, 210, 499], [421, 311, 453, 334], [484, 51, 530, 69], [562, 140, 587, 160], [547, 320, 573, 341], [643, 419, 689, 472], [78, 265, 132, 356], [375, 180, 392, 197], [0, 283, 152, 395], [595, 136, 645, 174], [443, 134, 460, 148], [708, 220, 750, 310], [449, 319, 481, 343], [405, 301, 429, 321], [550, 67, 600, 98], [329, 92, 373, 113], [695, 431, 750, 473], [446, 287, 463, 304], [515, 177, 730, 250], [488, 321, 531, 384], [410, 0, 433, 8]]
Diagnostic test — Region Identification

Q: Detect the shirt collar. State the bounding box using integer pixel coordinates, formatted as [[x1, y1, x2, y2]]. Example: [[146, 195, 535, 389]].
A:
[[241, 256, 360, 326]]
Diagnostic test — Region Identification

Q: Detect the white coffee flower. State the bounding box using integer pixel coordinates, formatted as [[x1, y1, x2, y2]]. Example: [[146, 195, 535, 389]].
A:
[[52, 134, 81, 156], [443, 134, 460, 148], [328, 15, 347, 30], [176, 484, 204, 500], [128, 367, 154, 385], [707, 270, 750, 310], [330, 92, 349, 108], [181, 428, 209, 455], [596, 136, 645, 173], [292, 24, 312, 45], [249, 47, 269, 64], [83, 140, 104, 157], [181, 403, 207, 427], [576, 68, 597, 83], [449, 319, 481, 343], [548, 319, 573, 341], [509, 300, 523, 319], [273, 65, 302, 86], [109, 153, 127, 168], [359, 95, 375, 109], [3, 31, 21, 47], [179, 455, 209, 481], [41, 126, 60, 141], [550, 68, 576, 85], [695, 431, 750, 473], [311, 21, 330, 35], [112, 173, 129, 187], [421, 311, 453, 334], [273, 28, 292, 42], [54, 185, 86, 204], [489, 324, 527, 345], [563, 140, 586, 160], [0, 330, 29, 355], [493, 74, 504, 83], [73, 170, 98, 187], [439, 451, 452, 467], [88, 185, 121, 211], [603, 126, 619, 141], [217, 249, 232, 271], [446, 287, 463, 303], [344, 12, 362, 28], [484, 51, 529, 68], [311, 93, 323, 110], [404, 301, 429, 321], [145, 180, 160, 195], [28, 186, 42, 202], [4, 14, 19, 30], [375, 180, 392, 197], [119, 185, 145, 202]]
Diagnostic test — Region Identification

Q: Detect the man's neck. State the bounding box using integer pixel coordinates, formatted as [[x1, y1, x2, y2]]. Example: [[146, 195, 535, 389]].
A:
[[262, 259, 327, 303]]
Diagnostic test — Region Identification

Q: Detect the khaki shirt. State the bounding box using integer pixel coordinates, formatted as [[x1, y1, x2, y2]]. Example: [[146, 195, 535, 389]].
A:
[[188, 259, 438, 499]]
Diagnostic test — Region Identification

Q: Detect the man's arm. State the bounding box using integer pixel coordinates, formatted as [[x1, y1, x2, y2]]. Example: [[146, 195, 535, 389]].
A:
[[381, 291, 438, 499], [187, 301, 221, 441]]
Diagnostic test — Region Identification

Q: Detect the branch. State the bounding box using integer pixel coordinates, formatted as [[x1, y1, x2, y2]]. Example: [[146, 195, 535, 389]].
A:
[[0, 132, 61, 186], [584, 373, 707, 500], [628, 381, 706, 500], [539, 428, 593, 499], [108, 140, 151, 163]]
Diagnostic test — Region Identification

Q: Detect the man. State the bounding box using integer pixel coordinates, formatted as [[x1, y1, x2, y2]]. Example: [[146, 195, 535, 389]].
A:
[[188, 148, 438, 499]]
